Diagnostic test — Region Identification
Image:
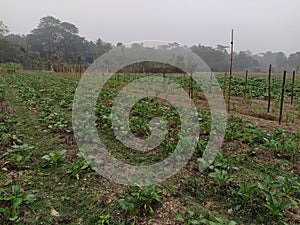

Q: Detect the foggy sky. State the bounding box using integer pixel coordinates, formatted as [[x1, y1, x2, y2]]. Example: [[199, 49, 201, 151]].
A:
[[1, 0, 300, 55]]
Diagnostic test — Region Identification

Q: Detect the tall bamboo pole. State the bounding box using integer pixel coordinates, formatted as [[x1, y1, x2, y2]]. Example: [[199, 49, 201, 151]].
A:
[[291, 71, 296, 105], [227, 29, 234, 112], [243, 70, 248, 99], [223, 72, 227, 98], [267, 64, 272, 112], [279, 71, 287, 124]]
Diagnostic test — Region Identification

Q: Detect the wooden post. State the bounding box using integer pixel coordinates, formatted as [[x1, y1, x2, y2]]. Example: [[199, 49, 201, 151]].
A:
[[268, 64, 272, 112], [279, 70, 287, 124], [223, 72, 227, 98], [189, 73, 193, 97], [209, 72, 212, 93], [243, 70, 248, 99], [291, 71, 296, 105], [227, 29, 234, 112]]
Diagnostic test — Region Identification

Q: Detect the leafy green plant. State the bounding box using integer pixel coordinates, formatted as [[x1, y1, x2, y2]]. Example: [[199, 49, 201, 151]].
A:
[[66, 154, 89, 179], [206, 216, 237, 225], [42, 149, 66, 165], [277, 176, 300, 196], [0, 184, 36, 221], [160, 141, 176, 154], [0, 62, 22, 72], [7, 144, 34, 154], [195, 139, 207, 155], [264, 129, 299, 158], [257, 177, 297, 218], [230, 179, 258, 202], [209, 168, 236, 187], [118, 185, 163, 218], [4, 144, 34, 169], [40, 112, 71, 133], [225, 121, 240, 141], [174, 210, 207, 225], [98, 214, 110, 225], [1, 133, 23, 146], [7, 154, 31, 169], [175, 211, 237, 225]]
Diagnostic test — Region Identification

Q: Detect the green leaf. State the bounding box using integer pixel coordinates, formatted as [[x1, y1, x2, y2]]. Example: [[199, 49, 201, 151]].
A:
[[0, 207, 9, 216], [174, 213, 185, 222], [25, 194, 36, 203], [234, 204, 241, 211], [188, 209, 195, 217], [4, 179, 12, 186], [58, 149, 67, 155], [191, 219, 201, 224], [42, 155, 51, 161], [9, 214, 19, 221], [12, 185, 20, 194], [12, 197, 23, 209]]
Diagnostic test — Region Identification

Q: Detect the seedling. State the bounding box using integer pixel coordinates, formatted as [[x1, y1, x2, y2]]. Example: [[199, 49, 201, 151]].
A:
[[42, 149, 66, 165], [277, 176, 300, 196], [66, 154, 89, 179], [230, 179, 258, 202], [209, 168, 237, 187]]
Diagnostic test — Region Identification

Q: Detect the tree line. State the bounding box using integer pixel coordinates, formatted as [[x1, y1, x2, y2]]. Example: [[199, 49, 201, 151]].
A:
[[0, 16, 299, 73]]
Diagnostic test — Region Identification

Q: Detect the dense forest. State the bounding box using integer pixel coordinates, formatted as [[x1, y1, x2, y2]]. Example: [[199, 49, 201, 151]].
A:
[[0, 16, 299, 73]]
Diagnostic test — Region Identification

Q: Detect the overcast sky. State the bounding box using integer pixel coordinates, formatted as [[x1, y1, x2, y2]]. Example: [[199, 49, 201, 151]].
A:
[[1, 0, 300, 55]]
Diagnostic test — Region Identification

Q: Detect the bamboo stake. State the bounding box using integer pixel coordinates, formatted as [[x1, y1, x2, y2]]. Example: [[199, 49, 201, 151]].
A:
[[243, 70, 248, 99], [189, 73, 193, 97], [223, 72, 227, 98], [209, 72, 212, 93], [279, 71, 286, 124], [227, 29, 234, 112], [291, 71, 295, 105], [268, 64, 272, 112]]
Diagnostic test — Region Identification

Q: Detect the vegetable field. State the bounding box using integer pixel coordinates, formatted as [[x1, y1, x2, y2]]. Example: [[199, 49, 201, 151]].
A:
[[0, 71, 299, 225]]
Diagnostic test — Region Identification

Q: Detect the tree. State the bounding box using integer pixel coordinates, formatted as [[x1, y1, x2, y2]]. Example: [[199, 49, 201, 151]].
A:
[[93, 38, 112, 59], [274, 52, 287, 71], [287, 52, 300, 72], [190, 44, 229, 72], [234, 51, 259, 71], [0, 39, 23, 63], [26, 16, 82, 61], [0, 21, 9, 37], [216, 44, 229, 53], [26, 16, 112, 70]]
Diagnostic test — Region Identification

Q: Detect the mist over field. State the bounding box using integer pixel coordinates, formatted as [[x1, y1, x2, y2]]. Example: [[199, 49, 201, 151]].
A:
[[1, 0, 300, 72]]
